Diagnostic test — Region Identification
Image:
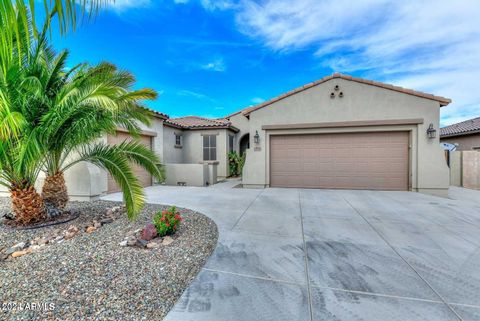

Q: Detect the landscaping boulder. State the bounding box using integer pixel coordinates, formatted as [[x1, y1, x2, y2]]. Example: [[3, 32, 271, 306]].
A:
[[135, 239, 148, 248], [162, 236, 174, 246], [100, 218, 113, 225], [140, 223, 158, 241]]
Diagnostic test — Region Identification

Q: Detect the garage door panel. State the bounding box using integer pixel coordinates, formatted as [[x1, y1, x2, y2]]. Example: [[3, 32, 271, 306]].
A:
[[270, 132, 409, 191]]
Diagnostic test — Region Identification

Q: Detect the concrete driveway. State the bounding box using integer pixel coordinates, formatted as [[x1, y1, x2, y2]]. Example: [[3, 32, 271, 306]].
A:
[[103, 181, 480, 321]]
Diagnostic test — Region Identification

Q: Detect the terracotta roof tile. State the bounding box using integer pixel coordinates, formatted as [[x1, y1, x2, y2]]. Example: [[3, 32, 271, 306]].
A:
[[165, 116, 239, 132], [140, 106, 169, 119], [241, 73, 451, 116], [440, 117, 480, 137]]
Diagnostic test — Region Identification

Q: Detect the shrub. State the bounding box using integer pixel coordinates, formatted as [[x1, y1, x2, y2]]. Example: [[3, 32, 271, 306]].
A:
[[228, 151, 246, 176], [228, 151, 239, 176], [153, 206, 182, 236]]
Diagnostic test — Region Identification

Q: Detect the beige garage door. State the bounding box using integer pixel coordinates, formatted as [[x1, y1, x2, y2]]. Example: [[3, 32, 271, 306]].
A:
[[107, 131, 153, 193], [270, 132, 409, 190]]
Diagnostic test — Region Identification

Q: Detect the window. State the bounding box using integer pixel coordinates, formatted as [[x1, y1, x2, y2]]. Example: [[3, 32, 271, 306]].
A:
[[229, 135, 234, 153], [175, 134, 182, 147], [203, 135, 217, 161]]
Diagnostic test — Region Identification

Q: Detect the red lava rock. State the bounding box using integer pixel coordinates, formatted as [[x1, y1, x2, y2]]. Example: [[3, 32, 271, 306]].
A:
[[140, 223, 158, 241]]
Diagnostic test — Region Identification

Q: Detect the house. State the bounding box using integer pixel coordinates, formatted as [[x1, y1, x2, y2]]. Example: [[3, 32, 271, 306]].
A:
[[440, 117, 480, 151], [0, 73, 452, 199], [227, 73, 451, 196]]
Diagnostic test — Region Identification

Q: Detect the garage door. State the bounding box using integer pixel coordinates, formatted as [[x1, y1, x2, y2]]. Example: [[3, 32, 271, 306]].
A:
[[107, 131, 153, 193], [270, 132, 409, 190]]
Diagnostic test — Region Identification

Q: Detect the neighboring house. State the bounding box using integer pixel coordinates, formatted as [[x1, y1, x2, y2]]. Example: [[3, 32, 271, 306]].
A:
[[0, 73, 453, 199], [440, 117, 480, 151]]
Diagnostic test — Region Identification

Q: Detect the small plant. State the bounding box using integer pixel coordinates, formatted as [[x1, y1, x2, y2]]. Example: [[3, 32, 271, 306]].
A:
[[238, 152, 246, 176], [153, 206, 182, 236], [228, 151, 239, 176], [228, 151, 246, 176]]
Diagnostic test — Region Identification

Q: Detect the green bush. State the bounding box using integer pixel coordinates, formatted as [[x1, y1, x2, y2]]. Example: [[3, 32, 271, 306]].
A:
[[228, 151, 246, 176], [153, 206, 182, 236]]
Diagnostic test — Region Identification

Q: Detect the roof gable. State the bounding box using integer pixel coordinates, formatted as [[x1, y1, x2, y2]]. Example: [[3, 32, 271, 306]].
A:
[[239, 73, 451, 117]]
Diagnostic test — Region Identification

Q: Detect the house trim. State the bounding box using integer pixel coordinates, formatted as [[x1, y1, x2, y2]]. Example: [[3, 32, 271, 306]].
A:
[[115, 127, 158, 137], [261, 118, 424, 130]]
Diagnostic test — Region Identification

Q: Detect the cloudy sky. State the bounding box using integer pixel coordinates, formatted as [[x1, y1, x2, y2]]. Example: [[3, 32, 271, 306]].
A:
[[53, 0, 480, 125]]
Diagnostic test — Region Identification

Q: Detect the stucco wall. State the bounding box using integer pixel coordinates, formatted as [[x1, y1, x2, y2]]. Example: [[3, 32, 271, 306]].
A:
[[441, 133, 480, 151], [449, 151, 462, 187], [182, 129, 232, 178], [229, 113, 250, 153], [241, 78, 449, 195], [163, 125, 184, 163], [164, 163, 211, 187]]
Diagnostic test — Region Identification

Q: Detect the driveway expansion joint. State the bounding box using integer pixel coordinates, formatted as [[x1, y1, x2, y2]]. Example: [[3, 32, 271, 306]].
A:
[[299, 189, 315, 321], [230, 188, 265, 230], [342, 196, 465, 321], [202, 268, 306, 287]]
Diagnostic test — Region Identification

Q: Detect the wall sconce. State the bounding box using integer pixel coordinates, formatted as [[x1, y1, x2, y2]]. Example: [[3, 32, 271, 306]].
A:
[[254, 130, 260, 144], [427, 123, 436, 139]]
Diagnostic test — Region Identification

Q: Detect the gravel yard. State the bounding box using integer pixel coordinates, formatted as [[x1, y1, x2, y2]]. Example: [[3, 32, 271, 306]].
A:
[[0, 198, 218, 321]]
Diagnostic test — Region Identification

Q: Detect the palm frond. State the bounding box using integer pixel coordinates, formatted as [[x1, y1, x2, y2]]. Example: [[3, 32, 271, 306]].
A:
[[112, 140, 164, 182], [69, 143, 146, 219], [32, 0, 112, 35]]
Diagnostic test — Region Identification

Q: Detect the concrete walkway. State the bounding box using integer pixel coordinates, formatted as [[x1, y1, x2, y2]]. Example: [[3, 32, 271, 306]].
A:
[[102, 182, 480, 321]]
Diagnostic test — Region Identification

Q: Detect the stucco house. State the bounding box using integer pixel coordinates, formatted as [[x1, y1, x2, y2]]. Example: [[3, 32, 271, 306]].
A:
[[226, 73, 451, 196], [440, 117, 480, 151], [0, 73, 453, 199]]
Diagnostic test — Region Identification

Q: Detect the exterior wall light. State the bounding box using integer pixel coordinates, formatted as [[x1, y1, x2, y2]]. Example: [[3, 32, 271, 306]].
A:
[[254, 130, 260, 144], [427, 123, 437, 139]]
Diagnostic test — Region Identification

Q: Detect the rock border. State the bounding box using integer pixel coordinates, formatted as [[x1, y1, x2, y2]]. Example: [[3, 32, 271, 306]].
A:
[[2, 210, 80, 231]]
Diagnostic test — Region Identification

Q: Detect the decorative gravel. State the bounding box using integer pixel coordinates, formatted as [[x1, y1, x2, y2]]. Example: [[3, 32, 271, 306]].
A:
[[0, 197, 218, 321]]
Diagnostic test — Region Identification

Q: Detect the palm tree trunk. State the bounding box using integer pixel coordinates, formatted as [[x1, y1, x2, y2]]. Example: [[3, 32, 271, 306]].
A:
[[42, 171, 69, 209], [11, 186, 46, 225]]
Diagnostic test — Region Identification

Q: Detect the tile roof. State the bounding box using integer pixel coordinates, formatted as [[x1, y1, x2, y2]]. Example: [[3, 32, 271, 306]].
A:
[[236, 73, 451, 117], [440, 117, 480, 137], [165, 116, 239, 132], [140, 106, 169, 120]]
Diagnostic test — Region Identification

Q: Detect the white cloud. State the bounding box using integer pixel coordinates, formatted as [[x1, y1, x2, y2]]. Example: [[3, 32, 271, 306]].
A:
[[177, 90, 209, 99], [106, 0, 151, 12], [172, 0, 236, 10], [251, 97, 265, 104], [200, 57, 226, 72], [200, 0, 237, 11], [233, 0, 480, 126]]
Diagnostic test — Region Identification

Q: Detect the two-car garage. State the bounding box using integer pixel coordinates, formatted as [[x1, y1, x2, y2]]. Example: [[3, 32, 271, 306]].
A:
[[269, 131, 410, 191]]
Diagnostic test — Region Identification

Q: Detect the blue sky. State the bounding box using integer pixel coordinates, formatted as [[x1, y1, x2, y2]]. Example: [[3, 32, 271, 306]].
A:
[[51, 0, 480, 126]]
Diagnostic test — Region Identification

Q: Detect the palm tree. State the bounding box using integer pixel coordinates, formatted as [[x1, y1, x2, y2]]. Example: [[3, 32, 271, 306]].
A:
[[0, 4, 48, 224], [34, 47, 164, 217], [0, 2, 164, 222]]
